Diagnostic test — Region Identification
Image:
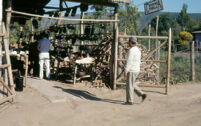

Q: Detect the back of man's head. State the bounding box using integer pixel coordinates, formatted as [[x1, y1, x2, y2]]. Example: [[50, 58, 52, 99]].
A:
[[129, 37, 137, 45]]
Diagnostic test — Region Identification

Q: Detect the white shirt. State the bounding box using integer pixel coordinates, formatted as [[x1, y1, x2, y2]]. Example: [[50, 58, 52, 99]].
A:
[[125, 46, 141, 73]]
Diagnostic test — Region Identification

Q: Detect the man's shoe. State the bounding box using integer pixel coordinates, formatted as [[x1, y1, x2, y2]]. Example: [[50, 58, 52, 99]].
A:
[[124, 102, 134, 105], [141, 94, 147, 102]]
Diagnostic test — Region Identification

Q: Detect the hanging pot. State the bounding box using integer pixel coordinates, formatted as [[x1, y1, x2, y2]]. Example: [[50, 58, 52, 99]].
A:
[[71, 7, 77, 16], [90, 24, 95, 35], [62, 27, 67, 33], [72, 37, 76, 45], [85, 25, 91, 36], [65, 9, 71, 17], [67, 24, 75, 30], [80, 4, 88, 12], [32, 19, 38, 29]]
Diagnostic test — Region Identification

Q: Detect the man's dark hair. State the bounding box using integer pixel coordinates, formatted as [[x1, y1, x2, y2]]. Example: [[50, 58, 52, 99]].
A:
[[129, 37, 137, 44], [41, 31, 49, 38]]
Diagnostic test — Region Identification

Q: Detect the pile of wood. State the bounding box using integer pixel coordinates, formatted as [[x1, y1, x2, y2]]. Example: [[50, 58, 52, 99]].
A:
[[118, 40, 160, 85], [91, 34, 113, 87]]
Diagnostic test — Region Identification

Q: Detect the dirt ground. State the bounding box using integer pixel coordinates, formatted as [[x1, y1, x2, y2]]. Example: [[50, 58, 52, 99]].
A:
[[0, 78, 201, 126]]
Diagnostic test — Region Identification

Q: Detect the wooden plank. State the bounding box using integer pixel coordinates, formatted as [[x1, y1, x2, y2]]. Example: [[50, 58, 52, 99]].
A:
[[0, 77, 14, 95], [166, 28, 172, 95], [117, 59, 167, 63], [61, 0, 118, 7], [0, 95, 15, 105], [0, 34, 6, 37], [116, 82, 165, 88], [119, 35, 168, 39], [8, 10, 119, 23], [143, 41, 167, 60], [0, 64, 10, 69]]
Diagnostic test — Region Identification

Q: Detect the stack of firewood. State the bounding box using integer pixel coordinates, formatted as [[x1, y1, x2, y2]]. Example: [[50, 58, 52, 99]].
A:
[[119, 40, 159, 84], [91, 34, 113, 87]]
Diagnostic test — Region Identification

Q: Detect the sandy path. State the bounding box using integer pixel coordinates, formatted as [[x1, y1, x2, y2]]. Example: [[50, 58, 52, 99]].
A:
[[0, 80, 201, 126]]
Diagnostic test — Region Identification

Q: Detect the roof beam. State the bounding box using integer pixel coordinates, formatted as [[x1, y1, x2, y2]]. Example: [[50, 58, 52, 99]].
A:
[[61, 0, 118, 7]]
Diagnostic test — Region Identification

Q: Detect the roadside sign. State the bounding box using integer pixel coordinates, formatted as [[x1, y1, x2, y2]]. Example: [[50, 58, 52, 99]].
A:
[[144, 0, 164, 15]]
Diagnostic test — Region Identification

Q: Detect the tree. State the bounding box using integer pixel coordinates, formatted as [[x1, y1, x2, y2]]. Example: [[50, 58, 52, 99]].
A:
[[151, 13, 172, 36], [177, 4, 190, 31], [178, 31, 193, 46], [118, 4, 141, 35]]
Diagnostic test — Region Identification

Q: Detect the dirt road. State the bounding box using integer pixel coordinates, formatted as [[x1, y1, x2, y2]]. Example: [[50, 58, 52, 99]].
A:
[[0, 79, 201, 126]]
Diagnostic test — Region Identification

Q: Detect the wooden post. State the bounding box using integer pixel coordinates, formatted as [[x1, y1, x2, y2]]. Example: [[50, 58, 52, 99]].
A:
[[113, 6, 119, 90], [166, 28, 172, 95], [2, 23, 15, 97], [190, 41, 195, 81], [24, 54, 28, 87], [6, 0, 12, 35], [148, 24, 151, 51], [73, 64, 77, 85], [30, 18, 34, 43], [155, 16, 160, 84]]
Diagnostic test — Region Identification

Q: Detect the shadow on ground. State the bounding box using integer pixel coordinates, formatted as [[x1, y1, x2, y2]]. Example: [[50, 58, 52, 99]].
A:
[[54, 86, 124, 105]]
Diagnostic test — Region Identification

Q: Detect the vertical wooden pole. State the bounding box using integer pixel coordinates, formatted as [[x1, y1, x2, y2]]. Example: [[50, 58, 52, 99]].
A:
[[80, 12, 84, 41], [148, 24, 151, 51], [113, 6, 119, 90], [196, 40, 199, 55], [24, 54, 28, 87], [5, 0, 15, 95], [57, 0, 63, 25], [6, 0, 12, 35], [80, 12, 84, 56], [2, 23, 15, 95], [190, 41, 195, 81], [166, 28, 172, 95], [31, 18, 34, 43], [155, 16, 160, 84]]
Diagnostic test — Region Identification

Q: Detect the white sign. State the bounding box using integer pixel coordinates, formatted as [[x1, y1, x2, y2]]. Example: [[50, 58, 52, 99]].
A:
[[144, 0, 164, 15]]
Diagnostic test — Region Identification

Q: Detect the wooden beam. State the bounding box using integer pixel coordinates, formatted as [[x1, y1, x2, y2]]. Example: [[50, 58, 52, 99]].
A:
[[0, 64, 11, 69], [116, 82, 165, 88], [0, 95, 15, 105], [8, 10, 119, 23], [143, 41, 167, 60], [61, 0, 118, 7], [119, 35, 168, 39], [117, 59, 167, 63]]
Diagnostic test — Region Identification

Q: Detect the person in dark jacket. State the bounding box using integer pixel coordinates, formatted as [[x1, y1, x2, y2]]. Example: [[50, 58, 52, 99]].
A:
[[37, 31, 50, 79]]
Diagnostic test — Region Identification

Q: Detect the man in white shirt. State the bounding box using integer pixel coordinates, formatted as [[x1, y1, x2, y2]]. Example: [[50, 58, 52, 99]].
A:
[[124, 37, 147, 105], [37, 31, 51, 79]]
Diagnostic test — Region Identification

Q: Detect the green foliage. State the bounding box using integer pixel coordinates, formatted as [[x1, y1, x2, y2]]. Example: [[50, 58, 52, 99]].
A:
[[177, 4, 190, 31], [118, 4, 141, 35], [9, 18, 41, 45], [151, 13, 172, 35]]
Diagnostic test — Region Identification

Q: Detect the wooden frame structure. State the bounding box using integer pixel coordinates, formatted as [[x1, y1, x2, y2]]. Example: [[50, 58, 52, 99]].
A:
[[0, 22, 15, 104], [4, 0, 172, 96], [5, 0, 123, 87], [114, 28, 172, 94]]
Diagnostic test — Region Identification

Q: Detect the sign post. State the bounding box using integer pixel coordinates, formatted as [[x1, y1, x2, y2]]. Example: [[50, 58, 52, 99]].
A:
[[144, 0, 163, 15]]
